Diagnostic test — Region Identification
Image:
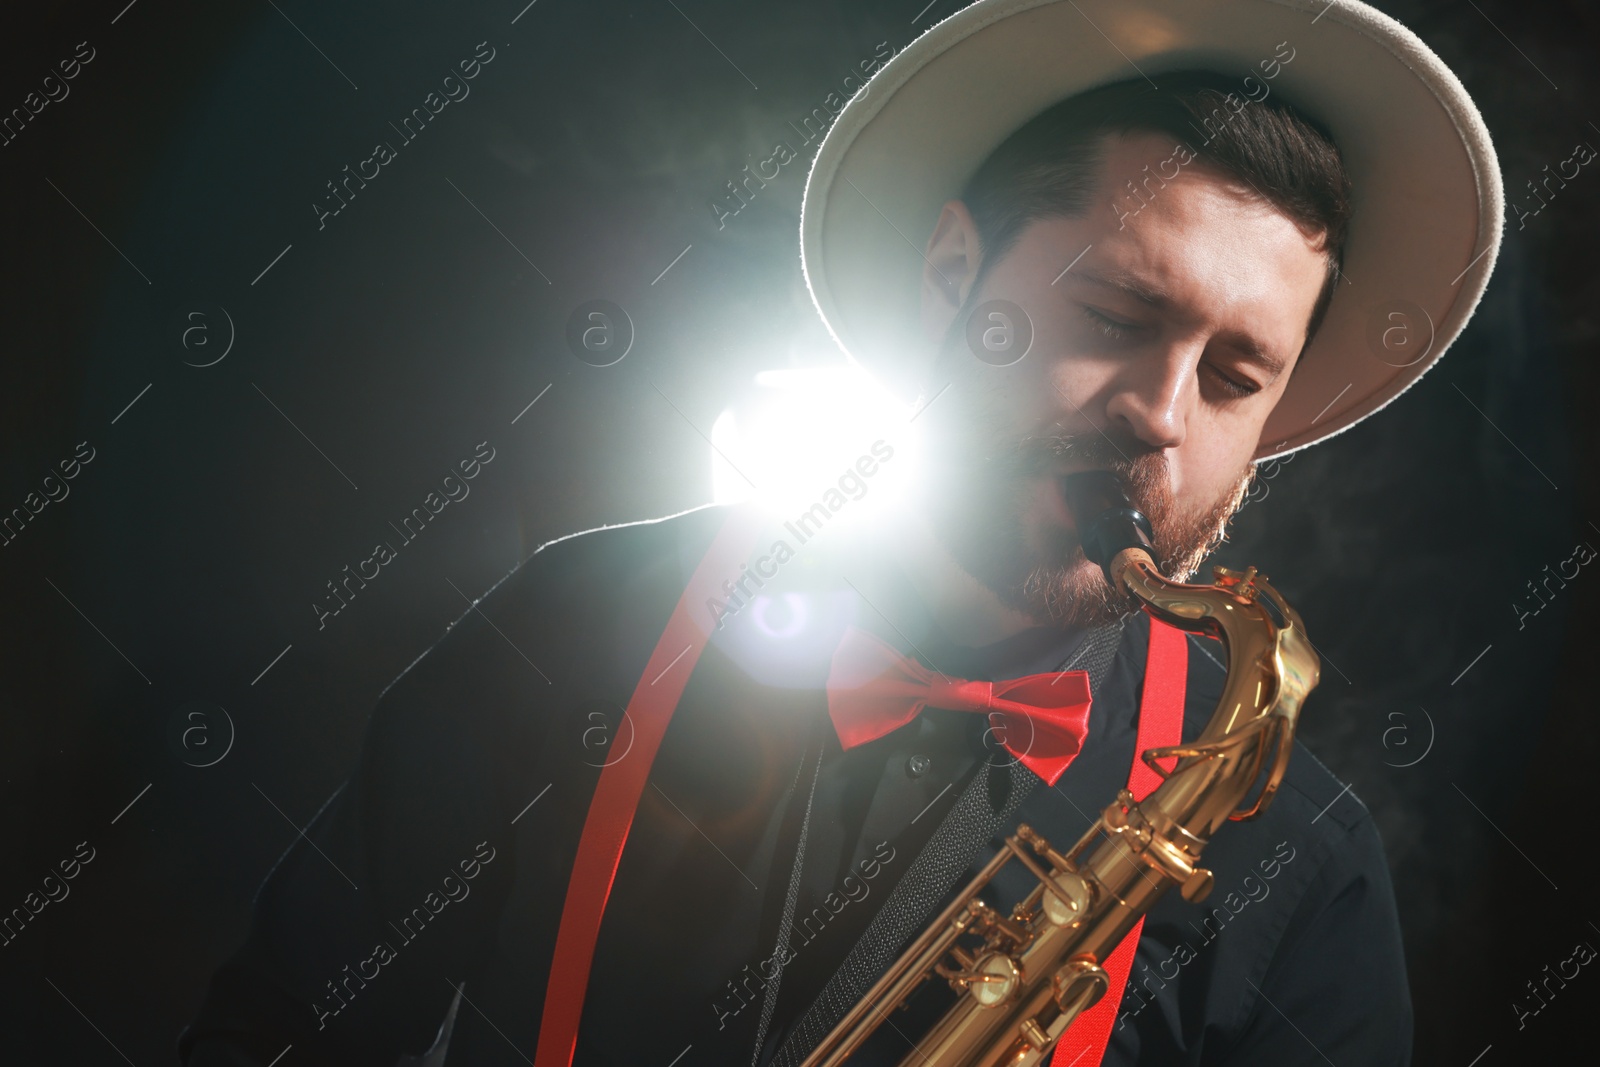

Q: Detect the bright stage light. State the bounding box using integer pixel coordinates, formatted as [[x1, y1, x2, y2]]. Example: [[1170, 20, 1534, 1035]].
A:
[[710, 364, 921, 525]]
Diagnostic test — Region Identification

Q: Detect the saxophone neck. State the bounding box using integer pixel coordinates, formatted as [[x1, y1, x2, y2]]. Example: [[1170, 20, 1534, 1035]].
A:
[[1111, 545, 1250, 637]]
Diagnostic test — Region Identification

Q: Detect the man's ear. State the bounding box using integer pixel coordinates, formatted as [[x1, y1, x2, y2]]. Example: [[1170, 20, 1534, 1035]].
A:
[[920, 200, 983, 344]]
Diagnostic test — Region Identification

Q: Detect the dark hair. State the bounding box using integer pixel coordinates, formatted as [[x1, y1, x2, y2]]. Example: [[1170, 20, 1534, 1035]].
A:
[[961, 70, 1352, 351]]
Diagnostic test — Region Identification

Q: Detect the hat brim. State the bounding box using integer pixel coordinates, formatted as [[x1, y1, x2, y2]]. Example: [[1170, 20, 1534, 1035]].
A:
[[799, 0, 1503, 461]]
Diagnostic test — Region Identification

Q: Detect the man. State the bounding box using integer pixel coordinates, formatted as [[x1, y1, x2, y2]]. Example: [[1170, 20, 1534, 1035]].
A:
[[181, 1, 1501, 1064]]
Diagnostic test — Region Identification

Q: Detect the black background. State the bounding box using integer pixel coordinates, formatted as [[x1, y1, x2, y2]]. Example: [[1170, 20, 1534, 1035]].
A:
[[1, 0, 1596, 1063]]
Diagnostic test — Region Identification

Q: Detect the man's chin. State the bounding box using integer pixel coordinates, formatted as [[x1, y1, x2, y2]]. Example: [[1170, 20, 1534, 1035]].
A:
[[1011, 554, 1135, 629], [917, 453, 1252, 632], [918, 498, 1135, 631]]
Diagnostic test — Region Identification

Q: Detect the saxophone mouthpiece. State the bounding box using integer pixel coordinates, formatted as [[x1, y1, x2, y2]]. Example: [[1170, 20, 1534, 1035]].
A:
[[1060, 470, 1156, 585]]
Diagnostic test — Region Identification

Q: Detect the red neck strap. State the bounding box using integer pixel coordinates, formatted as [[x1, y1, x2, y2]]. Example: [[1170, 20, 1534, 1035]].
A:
[[534, 508, 765, 1066], [1048, 615, 1189, 1067]]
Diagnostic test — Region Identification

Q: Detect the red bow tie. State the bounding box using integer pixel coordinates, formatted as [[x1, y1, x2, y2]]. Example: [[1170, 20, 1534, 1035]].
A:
[[825, 626, 1094, 787]]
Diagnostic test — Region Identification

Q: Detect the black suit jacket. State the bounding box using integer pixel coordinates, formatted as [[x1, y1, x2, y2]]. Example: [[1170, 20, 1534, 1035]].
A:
[[180, 504, 1411, 1066]]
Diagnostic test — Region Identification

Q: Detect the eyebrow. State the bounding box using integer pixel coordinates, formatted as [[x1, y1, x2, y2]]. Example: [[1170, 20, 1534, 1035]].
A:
[[1066, 266, 1291, 380], [1072, 266, 1171, 309]]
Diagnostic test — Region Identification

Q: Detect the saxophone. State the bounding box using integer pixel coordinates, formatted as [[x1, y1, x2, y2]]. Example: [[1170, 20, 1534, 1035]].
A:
[[799, 470, 1321, 1066]]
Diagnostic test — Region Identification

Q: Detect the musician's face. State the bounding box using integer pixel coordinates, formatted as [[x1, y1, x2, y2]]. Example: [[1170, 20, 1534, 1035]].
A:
[[913, 132, 1330, 626]]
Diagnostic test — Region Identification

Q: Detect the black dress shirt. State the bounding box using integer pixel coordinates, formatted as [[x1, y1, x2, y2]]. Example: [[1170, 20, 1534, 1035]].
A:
[[179, 503, 1411, 1066]]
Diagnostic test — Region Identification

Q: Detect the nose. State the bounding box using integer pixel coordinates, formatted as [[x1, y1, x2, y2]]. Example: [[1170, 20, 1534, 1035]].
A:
[[1101, 344, 1196, 451]]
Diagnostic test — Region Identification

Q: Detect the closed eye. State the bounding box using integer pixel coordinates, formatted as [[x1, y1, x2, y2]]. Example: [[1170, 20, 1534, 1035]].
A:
[[1081, 305, 1135, 341], [1203, 362, 1260, 399]]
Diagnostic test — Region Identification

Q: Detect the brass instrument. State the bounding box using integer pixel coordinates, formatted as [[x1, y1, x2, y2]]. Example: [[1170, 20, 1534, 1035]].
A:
[[800, 471, 1321, 1066]]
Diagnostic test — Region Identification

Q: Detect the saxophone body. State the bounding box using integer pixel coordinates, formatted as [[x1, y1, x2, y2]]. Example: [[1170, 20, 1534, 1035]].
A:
[[800, 472, 1321, 1067]]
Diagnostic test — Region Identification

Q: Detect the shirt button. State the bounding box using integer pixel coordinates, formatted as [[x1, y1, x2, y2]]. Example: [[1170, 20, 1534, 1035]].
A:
[[908, 754, 932, 778]]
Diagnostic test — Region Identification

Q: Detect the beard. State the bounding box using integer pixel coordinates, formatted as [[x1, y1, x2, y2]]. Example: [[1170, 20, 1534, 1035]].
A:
[[913, 359, 1256, 630]]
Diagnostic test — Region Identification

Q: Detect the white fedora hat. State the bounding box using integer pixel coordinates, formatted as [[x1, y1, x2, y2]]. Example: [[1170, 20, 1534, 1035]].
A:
[[800, 0, 1503, 461]]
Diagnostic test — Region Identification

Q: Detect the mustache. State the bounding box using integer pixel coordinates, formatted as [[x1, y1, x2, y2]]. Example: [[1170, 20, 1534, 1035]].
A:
[[1013, 432, 1173, 522]]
